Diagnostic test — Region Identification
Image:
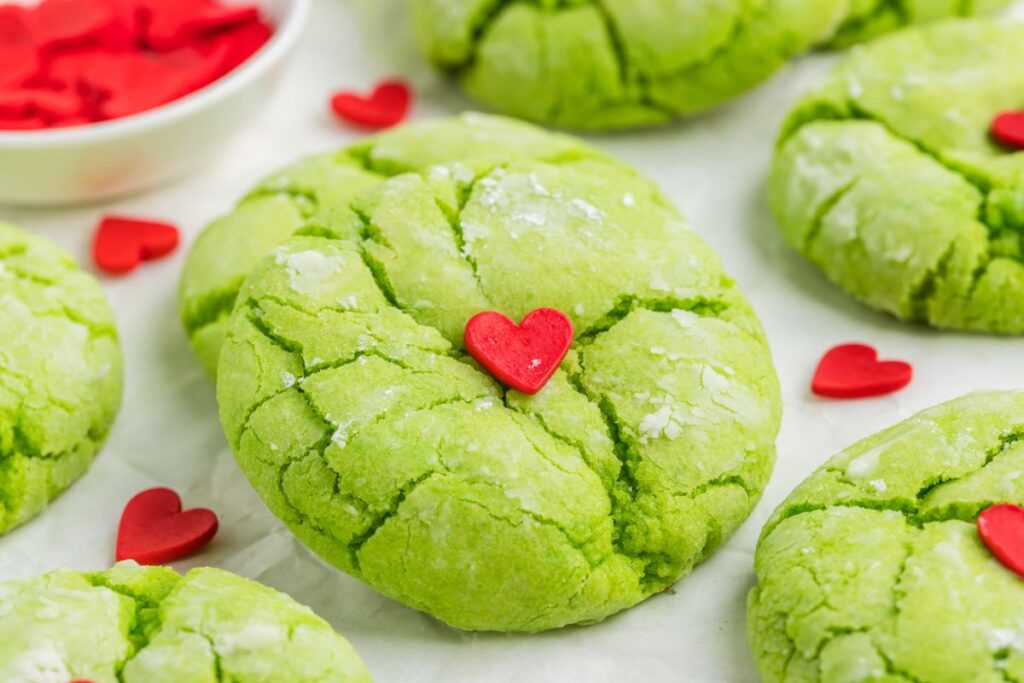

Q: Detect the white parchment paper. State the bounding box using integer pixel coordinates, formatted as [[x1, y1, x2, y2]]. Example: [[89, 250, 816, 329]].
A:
[[2, 2, 1024, 680]]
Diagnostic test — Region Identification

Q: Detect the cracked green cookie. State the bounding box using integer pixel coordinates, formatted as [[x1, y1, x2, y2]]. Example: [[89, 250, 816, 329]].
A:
[[0, 222, 122, 535], [827, 0, 1010, 47], [748, 391, 1024, 682], [0, 563, 372, 682], [179, 113, 611, 377], [410, 0, 848, 129], [770, 19, 1024, 334], [217, 148, 782, 631]]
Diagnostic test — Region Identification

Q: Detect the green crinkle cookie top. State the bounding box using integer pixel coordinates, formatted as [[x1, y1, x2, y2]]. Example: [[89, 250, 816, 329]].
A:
[[411, 0, 847, 129], [217, 150, 782, 631], [0, 563, 373, 683], [770, 19, 1024, 334], [0, 222, 122, 535], [748, 391, 1024, 683], [826, 0, 1010, 47], [179, 113, 610, 377]]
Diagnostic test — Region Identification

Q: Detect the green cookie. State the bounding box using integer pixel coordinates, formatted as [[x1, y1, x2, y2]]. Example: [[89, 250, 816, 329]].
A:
[[411, 0, 847, 129], [770, 19, 1024, 334], [0, 223, 122, 535], [828, 0, 1010, 47], [217, 150, 782, 631], [748, 391, 1024, 682], [179, 113, 610, 377], [0, 563, 372, 682]]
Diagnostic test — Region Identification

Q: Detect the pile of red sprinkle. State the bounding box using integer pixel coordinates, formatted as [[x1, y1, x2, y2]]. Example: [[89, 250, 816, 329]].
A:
[[0, 0, 272, 131]]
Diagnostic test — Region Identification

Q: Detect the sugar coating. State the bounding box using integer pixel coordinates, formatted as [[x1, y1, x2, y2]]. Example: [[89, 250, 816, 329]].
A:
[[0, 563, 372, 683], [217, 147, 782, 631], [178, 113, 613, 377], [411, 0, 847, 129], [770, 20, 1024, 334], [748, 391, 1024, 682], [0, 223, 122, 535]]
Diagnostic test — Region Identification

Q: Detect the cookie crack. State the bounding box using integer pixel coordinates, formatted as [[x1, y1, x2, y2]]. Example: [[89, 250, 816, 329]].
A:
[[447, 0, 518, 72], [181, 278, 246, 337], [434, 177, 493, 306], [345, 457, 601, 572], [768, 428, 1024, 541], [460, 478, 601, 563], [577, 293, 734, 344], [907, 238, 958, 322], [915, 428, 1024, 518], [81, 574, 203, 681], [503, 396, 619, 492], [586, 0, 673, 120], [802, 177, 860, 253], [348, 470, 441, 570], [183, 136, 427, 340], [0, 257, 117, 339], [829, 0, 906, 46], [350, 211, 407, 314]]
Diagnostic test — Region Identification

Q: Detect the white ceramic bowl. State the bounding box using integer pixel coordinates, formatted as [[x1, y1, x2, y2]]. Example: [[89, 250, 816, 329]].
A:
[[0, 0, 310, 207]]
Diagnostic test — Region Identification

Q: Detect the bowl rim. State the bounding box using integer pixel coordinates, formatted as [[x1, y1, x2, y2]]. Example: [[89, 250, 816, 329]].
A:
[[0, 0, 311, 148]]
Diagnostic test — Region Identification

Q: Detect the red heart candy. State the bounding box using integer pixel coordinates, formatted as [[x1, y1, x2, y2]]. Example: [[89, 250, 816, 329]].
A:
[[212, 20, 271, 74], [978, 504, 1024, 578], [0, 115, 47, 130], [93, 215, 180, 274], [0, 7, 41, 89], [0, 90, 33, 118], [811, 343, 912, 399], [96, 0, 141, 51], [185, 2, 260, 35], [0, 88, 81, 120], [116, 487, 218, 565], [330, 79, 412, 129], [138, 0, 206, 51], [139, 0, 260, 51], [96, 54, 188, 118], [163, 39, 234, 89], [99, 42, 232, 119], [33, 0, 114, 50], [465, 308, 574, 395], [992, 111, 1024, 150]]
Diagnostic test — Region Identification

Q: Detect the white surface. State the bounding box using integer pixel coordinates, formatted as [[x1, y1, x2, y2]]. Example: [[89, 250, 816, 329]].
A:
[[2, 2, 1024, 681], [0, 0, 309, 206]]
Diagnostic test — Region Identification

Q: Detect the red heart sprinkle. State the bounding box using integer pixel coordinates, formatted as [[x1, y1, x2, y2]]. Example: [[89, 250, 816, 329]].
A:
[[212, 20, 271, 74], [330, 79, 412, 130], [96, 0, 140, 51], [992, 111, 1024, 150], [465, 308, 574, 395], [116, 487, 218, 565], [33, 0, 114, 50], [0, 90, 33, 118], [138, 0, 206, 51], [0, 88, 82, 120], [0, 115, 46, 130], [185, 2, 260, 35], [93, 215, 180, 275], [811, 343, 912, 399], [978, 504, 1024, 578], [0, 6, 41, 90]]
